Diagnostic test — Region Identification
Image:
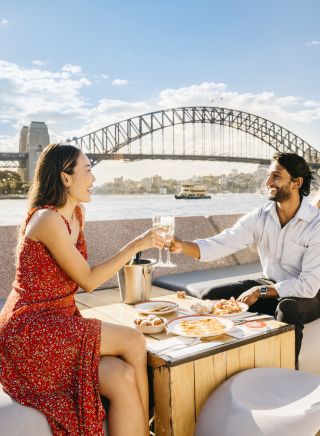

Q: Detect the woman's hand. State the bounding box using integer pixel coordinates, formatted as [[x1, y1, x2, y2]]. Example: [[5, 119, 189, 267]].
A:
[[169, 236, 183, 253], [133, 229, 165, 252]]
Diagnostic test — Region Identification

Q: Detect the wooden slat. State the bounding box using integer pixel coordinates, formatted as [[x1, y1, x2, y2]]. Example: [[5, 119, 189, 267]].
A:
[[280, 330, 295, 369], [226, 348, 240, 378], [212, 352, 227, 390], [239, 343, 255, 371], [171, 363, 196, 436], [75, 289, 121, 307], [75, 301, 89, 310], [153, 366, 172, 436], [194, 356, 215, 420], [254, 335, 281, 368]]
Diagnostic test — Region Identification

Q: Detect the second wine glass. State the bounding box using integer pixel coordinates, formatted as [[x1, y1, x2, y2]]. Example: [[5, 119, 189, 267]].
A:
[[161, 215, 176, 268]]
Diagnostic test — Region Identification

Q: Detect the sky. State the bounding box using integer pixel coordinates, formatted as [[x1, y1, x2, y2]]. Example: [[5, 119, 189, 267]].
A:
[[1, 0, 320, 184]]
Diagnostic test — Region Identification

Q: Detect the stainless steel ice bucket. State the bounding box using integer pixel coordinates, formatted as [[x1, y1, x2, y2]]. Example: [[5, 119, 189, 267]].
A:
[[117, 259, 155, 304]]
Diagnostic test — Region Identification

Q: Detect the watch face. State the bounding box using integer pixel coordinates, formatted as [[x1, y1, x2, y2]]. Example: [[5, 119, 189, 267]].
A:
[[260, 286, 267, 297]]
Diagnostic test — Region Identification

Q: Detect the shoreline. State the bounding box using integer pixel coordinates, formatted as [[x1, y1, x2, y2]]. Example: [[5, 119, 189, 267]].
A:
[[0, 195, 26, 200]]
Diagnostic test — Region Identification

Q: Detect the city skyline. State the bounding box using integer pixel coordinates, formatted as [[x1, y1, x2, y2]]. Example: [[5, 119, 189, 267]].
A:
[[1, 0, 320, 184]]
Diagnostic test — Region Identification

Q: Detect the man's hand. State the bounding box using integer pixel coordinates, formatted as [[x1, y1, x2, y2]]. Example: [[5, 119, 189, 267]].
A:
[[237, 286, 260, 307], [169, 236, 183, 253]]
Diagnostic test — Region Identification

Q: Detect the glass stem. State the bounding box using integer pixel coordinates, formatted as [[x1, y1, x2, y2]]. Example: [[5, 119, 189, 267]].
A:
[[158, 248, 163, 264], [166, 249, 171, 265]]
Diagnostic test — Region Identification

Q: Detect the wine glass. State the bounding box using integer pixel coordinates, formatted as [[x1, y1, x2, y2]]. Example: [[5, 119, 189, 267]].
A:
[[161, 215, 176, 268], [152, 214, 166, 267]]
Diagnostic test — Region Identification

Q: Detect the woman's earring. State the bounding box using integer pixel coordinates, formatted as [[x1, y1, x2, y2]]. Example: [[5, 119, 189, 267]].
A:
[[67, 187, 71, 194]]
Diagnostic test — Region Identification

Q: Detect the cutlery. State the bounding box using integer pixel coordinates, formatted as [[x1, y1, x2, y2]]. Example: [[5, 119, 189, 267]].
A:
[[234, 314, 274, 325], [158, 338, 201, 354]]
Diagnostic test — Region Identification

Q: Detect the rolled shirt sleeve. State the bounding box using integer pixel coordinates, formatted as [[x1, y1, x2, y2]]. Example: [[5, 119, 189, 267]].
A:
[[194, 209, 259, 262]]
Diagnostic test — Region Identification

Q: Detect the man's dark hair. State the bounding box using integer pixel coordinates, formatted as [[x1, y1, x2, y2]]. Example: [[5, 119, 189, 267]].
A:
[[272, 151, 314, 197]]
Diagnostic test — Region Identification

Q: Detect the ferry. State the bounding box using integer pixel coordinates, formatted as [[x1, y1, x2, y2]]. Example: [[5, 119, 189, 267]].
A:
[[175, 183, 211, 199]]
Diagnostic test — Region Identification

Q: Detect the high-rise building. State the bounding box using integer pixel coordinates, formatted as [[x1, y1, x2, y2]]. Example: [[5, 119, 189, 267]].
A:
[[19, 122, 50, 181]]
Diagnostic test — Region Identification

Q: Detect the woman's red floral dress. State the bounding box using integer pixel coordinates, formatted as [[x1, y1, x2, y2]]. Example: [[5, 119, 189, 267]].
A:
[[0, 206, 105, 435]]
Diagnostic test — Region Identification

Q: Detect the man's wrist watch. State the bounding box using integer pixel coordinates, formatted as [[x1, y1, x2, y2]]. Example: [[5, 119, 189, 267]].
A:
[[259, 286, 268, 299]]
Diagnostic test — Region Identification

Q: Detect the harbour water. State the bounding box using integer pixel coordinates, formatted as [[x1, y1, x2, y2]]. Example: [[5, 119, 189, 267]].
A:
[[0, 193, 268, 225]]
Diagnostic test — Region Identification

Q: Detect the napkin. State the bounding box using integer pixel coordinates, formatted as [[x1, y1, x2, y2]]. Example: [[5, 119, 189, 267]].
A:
[[165, 341, 224, 358], [147, 337, 224, 358]]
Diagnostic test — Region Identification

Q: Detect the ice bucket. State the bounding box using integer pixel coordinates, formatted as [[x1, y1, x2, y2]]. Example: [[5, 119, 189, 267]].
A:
[[117, 258, 155, 304]]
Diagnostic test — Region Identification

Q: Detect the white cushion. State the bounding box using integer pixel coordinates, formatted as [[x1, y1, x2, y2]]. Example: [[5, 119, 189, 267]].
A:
[[195, 368, 320, 436], [299, 318, 320, 375], [0, 387, 51, 436]]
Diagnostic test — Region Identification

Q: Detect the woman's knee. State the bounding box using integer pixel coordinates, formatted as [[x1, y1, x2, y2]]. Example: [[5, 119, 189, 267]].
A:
[[99, 356, 137, 398]]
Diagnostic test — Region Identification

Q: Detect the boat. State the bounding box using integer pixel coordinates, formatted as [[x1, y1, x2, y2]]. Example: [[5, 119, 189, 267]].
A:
[[174, 183, 211, 199]]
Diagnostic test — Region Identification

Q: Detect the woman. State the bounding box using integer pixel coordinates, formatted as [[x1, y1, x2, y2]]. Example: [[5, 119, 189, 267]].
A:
[[0, 143, 163, 436]]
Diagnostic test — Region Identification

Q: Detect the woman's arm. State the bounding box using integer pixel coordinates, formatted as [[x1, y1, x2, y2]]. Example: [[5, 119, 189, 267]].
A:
[[26, 209, 164, 292]]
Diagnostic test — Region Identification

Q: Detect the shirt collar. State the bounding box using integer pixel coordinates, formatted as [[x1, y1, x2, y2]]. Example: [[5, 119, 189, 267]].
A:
[[266, 196, 313, 223], [295, 196, 313, 222]]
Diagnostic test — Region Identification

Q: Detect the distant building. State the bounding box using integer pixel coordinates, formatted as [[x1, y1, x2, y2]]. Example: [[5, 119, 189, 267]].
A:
[[19, 121, 50, 181]]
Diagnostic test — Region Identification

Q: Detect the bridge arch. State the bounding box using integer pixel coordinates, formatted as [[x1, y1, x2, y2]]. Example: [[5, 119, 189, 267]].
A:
[[68, 106, 320, 167]]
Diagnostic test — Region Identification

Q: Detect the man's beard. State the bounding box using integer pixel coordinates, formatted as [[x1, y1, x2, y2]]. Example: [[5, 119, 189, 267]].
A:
[[268, 185, 292, 202]]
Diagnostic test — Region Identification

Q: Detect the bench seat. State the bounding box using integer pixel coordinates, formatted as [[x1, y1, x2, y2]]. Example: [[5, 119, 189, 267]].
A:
[[152, 261, 262, 299]]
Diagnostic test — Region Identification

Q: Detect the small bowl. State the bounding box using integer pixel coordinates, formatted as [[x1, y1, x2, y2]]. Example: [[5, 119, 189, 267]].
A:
[[134, 317, 167, 334]]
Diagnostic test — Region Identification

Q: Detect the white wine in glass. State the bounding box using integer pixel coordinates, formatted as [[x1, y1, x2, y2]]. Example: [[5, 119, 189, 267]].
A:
[[161, 215, 176, 268], [152, 214, 166, 267]]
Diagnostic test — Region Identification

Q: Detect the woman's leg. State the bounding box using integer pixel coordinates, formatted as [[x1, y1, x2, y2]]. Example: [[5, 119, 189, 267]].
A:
[[99, 355, 145, 436], [100, 322, 149, 436]]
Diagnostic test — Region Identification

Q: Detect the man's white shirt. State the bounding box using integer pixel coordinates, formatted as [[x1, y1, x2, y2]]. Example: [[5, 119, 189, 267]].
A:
[[194, 197, 320, 298]]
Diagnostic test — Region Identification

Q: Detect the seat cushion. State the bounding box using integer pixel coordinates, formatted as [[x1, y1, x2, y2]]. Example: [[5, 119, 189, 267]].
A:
[[0, 387, 51, 436], [195, 368, 320, 436], [152, 262, 262, 299], [299, 317, 320, 376]]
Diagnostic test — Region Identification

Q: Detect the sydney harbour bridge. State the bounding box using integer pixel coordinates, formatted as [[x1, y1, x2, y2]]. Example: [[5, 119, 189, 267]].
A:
[[1, 106, 320, 181]]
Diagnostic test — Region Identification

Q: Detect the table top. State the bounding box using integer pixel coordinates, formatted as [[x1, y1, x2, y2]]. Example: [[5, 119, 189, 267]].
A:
[[76, 286, 294, 368]]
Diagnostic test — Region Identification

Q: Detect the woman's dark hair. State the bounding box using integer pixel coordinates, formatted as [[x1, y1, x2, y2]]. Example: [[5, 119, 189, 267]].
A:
[[272, 151, 314, 197], [27, 143, 81, 209]]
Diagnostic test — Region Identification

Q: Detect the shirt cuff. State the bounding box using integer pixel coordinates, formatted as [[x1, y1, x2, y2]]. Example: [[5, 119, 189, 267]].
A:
[[193, 239, 216, 262]]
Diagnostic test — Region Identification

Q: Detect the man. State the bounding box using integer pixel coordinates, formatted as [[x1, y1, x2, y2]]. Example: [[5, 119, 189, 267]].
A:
[[170, 152, 320, 363]]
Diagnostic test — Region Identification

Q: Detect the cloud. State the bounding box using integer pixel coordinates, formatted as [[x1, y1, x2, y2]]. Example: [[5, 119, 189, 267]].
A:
[[112, 78, 129, 86], [100, 74, 109, 79], [62, 64, 82, 74], [0, 59, 91, 140], [158, 82, 320, 125], [306, 40, 320, 47], [0, 58, 320, 153], [0, 18, 8, 26], [32, 60, 46, 66], [67, 99, 150, 138]]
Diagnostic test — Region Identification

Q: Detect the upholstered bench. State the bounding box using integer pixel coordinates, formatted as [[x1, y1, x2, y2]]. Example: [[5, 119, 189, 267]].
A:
[[0, 386, 52, 436], [195, 368, 320, 436], [152, 261, 262, 298]]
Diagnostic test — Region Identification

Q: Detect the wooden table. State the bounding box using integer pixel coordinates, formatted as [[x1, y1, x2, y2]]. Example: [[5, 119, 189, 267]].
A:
[[75, 287, 295, 436]]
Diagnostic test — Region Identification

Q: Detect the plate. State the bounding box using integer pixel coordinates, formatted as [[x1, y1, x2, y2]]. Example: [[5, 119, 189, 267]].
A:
[[166, 315, 234, 338], [243, 321, 268, 330], [211, 300, 249, 318], [135, 300, 178, 315]]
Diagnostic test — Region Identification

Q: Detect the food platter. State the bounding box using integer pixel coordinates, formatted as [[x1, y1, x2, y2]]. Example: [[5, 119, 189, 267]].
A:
[[166, 314, 233, 338], [191, 298, 248, 318], [135, 300, 178, 315]]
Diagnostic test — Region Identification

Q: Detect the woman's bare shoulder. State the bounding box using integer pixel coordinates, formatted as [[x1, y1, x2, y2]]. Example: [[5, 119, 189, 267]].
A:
[[26, 208, 67, 238]]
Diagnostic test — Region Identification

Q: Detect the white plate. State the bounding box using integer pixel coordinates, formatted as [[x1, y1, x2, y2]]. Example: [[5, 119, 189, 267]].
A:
[[135, 300, 178, 315], [211, 300, 249, 318], [166, 315, 234, 338]]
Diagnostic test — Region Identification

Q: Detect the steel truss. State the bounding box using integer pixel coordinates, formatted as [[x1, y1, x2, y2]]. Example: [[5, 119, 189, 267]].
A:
[[68, 107, 320, 166]]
